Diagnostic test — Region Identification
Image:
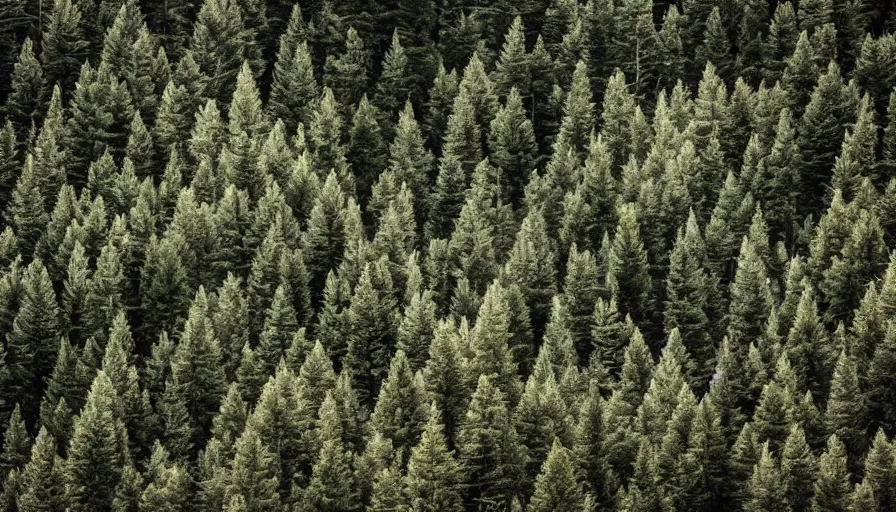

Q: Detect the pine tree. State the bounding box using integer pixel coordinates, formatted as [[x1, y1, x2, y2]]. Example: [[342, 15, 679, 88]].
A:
[[422, 319, 469, 446], [370, 350, 429, 459], [268, 8, 316, 135], [64, 62, 135, 187], [695, 8, 734, 83], [784, 286, 834, 399], [324, 28, 370, 112], [344, 259, 398, 405], [404, 404, 464, 512], [168, 288, 225, 451], [224, 426, 281, 512], [612, 0, 659, 96], [397, 290, 438, 370], [665, 211, 715, 379], [64, 371, 129, 512], [515, 370, 571, 484], [826, 350, 866, 470], [467, 281, 522, 404], [299, 395, 359, 512], [5, 260, 59, 426], [387, 101, 434, 222], [3, 38, 44, 135], [862, 429, 896, 511], [190, 0, 261, 105], [0, 405, 29, 483], [347, 96, 386, 208], [745, 443, 789, 512], [798, 61, 859, 214], [457, 375, 527, 509], [781, 424, 817, 512], [812, 435, 852, 512], [528, 439, 583, 512], [821, 209, 888, 323], [41, 0, 88, 95], [17, 428, 64, 512], [607, 203, 651, 331]]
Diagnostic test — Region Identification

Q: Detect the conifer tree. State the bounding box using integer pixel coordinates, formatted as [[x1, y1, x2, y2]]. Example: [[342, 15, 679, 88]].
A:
[[528, 439, 583, 512], [0, 405, 29, 482], [41, 0, 88, 96], [457, 375, 527, 509], [607, 203, 651, 332], [17, 428, 64, 512], [695, 8, 734, 83], [169, 288, 225, 450], [826, 350, 865, 468], [344, 258, 398, 404], [3, 38, 44, 135], [268, 10, 316, 134], [467, 281, 521, 404], [387, 101, 434, 221], [422, 320, 469, 446], [745, 443, 789, 512], [404, 404, 464, 512], [190, 0, 261, 105], [64, 62, 135, 186], [863, 429, 896, 511], [64, 371, 129, 512], [224, 426, 281, 512], [798, 61, 859, 214], [812, 435, 852, 512], [324, 28, 370, 112], [6, 260, 59, 425]]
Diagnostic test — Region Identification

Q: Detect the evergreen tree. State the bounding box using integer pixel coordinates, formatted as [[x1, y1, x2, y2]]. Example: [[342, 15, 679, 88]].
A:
[[745, 443, 789, 512], [344, 259, 398, 405], [863, 429, 896, 511], [607, 203, 651, 332], [17, 428, 64, 512], [224, 426, 281, 512], [3, 38, 44, 135], [798, 61, 860, 214], [64, 372, 129, 512], [404, 404, 464, 512], [528, 439, 583, 512], [5, 260, 59, 425], [457, 375, 527, 509], [812, 435, 852, 512], [190, 0, 261, 105], [324, 28, 370, 112], [467, 281, 521, 404], [41, 0, 88, 96]]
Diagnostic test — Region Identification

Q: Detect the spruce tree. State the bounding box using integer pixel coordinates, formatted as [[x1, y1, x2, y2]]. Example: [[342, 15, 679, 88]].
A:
[[798, 61, 859, 214], [64, 371, 129, 512], [812, 435, 852, 512], [404, 404, 464, 512], [607, 203, 651, 332], [528, 439, 583, 512], [41, 0, 88, 96], [457, 375, 527, 509], [190, 0, 261, 105], [745, 443, 789, 512]]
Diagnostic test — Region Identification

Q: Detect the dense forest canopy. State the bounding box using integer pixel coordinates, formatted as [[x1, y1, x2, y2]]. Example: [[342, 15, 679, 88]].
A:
[[1, 0, 896, 510]]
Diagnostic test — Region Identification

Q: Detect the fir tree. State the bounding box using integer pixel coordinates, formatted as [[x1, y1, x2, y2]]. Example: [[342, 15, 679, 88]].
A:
[[41, 0, 88, 95], [745, 443, 789, 512], [528, 439, 583, 512], [812, 435, 852, 512], [64, 372, 129, 512], [404, 404, 464, 512], [457, 375, 527, 509]]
